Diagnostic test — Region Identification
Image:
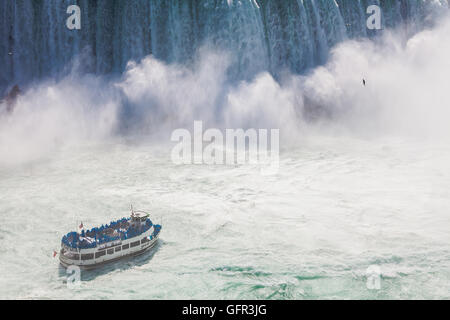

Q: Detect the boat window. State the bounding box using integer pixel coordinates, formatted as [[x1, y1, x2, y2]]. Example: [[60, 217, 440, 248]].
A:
[[95, 251, 106, 259], [115, 247, 122, 252], [81, 253, 94, 260], [122, 244, 129, 250], [107, 249, 114, 255], [130, 241, 140, 248], [69, 254, 80, 260], [141, 237, 149, 244]]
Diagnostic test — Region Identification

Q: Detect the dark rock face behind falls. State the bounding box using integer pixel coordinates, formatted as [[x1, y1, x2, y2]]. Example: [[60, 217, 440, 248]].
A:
[[0, 0, 448, 90]]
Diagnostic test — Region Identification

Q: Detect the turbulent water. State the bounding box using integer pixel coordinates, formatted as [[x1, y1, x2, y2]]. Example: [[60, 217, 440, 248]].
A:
[[1, 0, 450, 299], [1, 137, 449, 299]]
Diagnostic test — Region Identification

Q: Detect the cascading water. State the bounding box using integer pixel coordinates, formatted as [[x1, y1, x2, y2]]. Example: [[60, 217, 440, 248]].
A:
[[1, 0, 448, 91], [2, 1, 450, 300]]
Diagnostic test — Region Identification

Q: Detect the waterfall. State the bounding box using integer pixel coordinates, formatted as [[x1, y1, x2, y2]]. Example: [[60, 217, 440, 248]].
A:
[[0, 0, 448, 91]]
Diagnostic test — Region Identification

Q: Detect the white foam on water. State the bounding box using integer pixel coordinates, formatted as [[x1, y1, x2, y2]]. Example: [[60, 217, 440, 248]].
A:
[[0, 8, 450, 300]]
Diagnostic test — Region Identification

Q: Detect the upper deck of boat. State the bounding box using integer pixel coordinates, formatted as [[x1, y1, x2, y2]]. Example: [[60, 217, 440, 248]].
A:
[[62, 213, 153, 250]]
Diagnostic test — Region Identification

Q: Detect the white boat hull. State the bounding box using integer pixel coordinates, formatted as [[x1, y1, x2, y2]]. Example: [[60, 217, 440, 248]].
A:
[[59, 229, 160, 270]]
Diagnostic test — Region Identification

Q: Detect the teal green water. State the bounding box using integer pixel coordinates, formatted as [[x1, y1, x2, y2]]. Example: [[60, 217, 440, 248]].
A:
[[1, 8, 450, 300], [0, 138, 449, 299]]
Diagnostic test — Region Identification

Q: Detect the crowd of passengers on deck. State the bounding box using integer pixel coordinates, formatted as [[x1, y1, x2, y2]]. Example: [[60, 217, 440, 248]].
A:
[[62, 217, 154, 249]]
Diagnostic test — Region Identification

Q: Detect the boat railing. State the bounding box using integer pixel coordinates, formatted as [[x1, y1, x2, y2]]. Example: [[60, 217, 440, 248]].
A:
[[61, 218, 154, 249]]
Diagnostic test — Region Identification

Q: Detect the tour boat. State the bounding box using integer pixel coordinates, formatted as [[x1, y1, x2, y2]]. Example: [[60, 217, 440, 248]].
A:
[[59, 208, 162, 269]]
